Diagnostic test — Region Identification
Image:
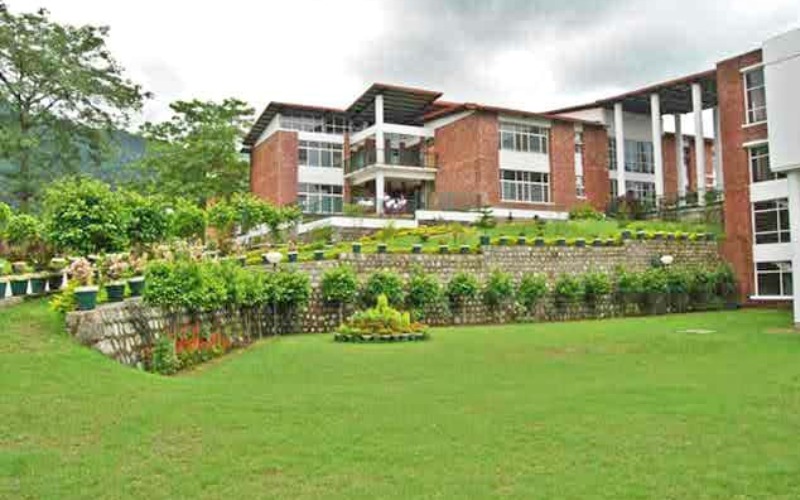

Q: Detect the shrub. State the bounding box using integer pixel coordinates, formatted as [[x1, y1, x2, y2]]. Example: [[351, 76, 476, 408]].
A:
[[554, 274, 583, 307], [582, 272, 611, 302], [0, 201, 11, 236], [168, 198, 207, 241], [714, 264, 738, 302], [43, 177, 128, 255], [406, 269, 444, 318], [517, 273, 548, 311], [640, 268, 668, 294], [68, 258, 94, 287], [482, 270, 515, 308], [338, 294, 426, 337], [5, 213, 43, 248], [321, 265, 359, 306], [121, 192, 168, 249], [569, 202, 604, 221], [446, 272, 479, 309], [152, 336, 179, 375], [361, 269, 404, 307], [688, 266, 716, 308], [144, 259, 226, 314], [664, 268, 691, 312], [273, 270, 311, 310]]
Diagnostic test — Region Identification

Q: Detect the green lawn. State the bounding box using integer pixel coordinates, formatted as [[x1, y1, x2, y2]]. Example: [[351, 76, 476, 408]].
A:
[[2, 301, 800, 499]]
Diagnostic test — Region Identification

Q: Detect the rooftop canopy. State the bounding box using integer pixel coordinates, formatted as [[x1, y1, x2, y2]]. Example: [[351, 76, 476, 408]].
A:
[[242, 102, 345, 150], [345, 83, 443, 126]]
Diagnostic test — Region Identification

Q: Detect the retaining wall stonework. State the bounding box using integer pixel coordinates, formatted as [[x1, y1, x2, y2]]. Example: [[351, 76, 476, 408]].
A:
[[66, 240, 723, 367]]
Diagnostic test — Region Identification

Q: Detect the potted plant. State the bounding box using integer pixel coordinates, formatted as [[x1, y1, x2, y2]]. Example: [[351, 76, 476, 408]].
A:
[[352, 242, 362, 254], [438, 244, 449, 254], [127, 254, 147, 298], [47, 257, 67, 292], [313, 249, 324, 261], [70, 258, 98, 311], [0, 259, 9, 300], [412, 243, 422, 254], [498, 236, 509, 246], [29, 272, 47, 295], [575, 238, 586, 248], [287, 251, 298, 263], [459, 244, 470, 254], [102, 255, 128, 303], [517, 235, 527, 245], [479, 234, 490, 246], [377, 243, 387, 254], [9, 261, 29, 297], [534, 237, 545, 247]]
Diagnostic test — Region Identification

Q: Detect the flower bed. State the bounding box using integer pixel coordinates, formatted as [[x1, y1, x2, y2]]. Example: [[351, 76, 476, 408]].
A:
[[334, 294, 429, 343]]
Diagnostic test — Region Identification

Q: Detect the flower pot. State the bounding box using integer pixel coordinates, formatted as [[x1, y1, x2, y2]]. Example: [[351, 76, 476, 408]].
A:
[[459, 245, 470, 254], [636, 231, 646, 240], [352, 243, 361, 254], [412, 244, 422, 254], [10, 278, 28, 297], [592, 239, 603, 247], [517, 236, 527, 245], [678, 234, 688, 241], [479, 235, 490, 246], [128, 276, 145, 297], [29, 276, 47, 295], [287, 251, 298, 263], [498, 236, 509, 246], [605, 239, 615, 247], [105, 282, 126, 303], [555, 238, 566, 247], [438, 245, 449, 254], [75, 286, 99, 311], [621, 230, 632, 240], [0, 281, 6, 299], [653, 232, 664, 240], [666, 233, 675, 241], [534, 238, 545, 247], [313, 250, 324, 261], [575, 238, 586, 248], [47, 273, 64, 292], [377, 243, 387, 254]]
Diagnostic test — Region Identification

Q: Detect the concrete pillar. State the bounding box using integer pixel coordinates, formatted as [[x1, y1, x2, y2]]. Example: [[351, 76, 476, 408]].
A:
[[674, 114, 685, 199], [650, 93, 664, 199], [692, 83, 706, 205], [788, 170, 800, 329], [375, 94, 385, 165], [713, 106, 724, 190], [375, 171, 385, 215], [614, 102, 626, 198]]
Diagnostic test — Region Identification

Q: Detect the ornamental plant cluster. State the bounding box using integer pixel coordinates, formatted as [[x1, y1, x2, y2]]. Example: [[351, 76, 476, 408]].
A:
[[337, 294, 428, 340]]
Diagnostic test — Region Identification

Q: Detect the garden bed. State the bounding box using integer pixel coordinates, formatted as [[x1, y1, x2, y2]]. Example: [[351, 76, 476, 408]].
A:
[[333, 332, 428, 343]]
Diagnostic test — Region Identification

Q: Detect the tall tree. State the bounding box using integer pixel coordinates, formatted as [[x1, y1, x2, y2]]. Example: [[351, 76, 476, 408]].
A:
[[133, 98, 253, 207], [0, 3, 147, 209]]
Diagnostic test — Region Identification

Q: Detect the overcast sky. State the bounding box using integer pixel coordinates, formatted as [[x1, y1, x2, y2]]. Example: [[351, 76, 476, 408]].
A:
[[8, 0, 800, 126]]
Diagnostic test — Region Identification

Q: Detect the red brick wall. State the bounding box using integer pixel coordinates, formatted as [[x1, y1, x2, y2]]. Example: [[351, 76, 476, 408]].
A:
[[550, 122, 577, 210], [663, 134, 679, 199], [717, 49, 767, 298], [661, 135, 716, 198], [433, 112, 499, 209], [250, 130, 299, 206], [582, 126, 610, 211]]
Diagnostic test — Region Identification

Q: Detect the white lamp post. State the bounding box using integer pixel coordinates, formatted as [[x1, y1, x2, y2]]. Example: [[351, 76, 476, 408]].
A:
[[660, 255, 674, 267]]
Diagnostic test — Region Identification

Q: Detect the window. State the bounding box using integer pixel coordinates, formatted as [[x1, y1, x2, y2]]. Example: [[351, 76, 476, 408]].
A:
[[753, 199, 790, 244], [280, 114, 349, 134], [609, 179, 618, 199], [749, 144, 785, 183], [756, 261, 793, 297], [744, 67, 767, 124], [500, 170, 549, 203], [298, 141, 342, 168], [607, 139, 654, 173], [297, 183, 343, 214], [626, 180, 656, 202], [574, 131, 584, 154], [576, 175, 586, 198], [499, 122, 548, 154]]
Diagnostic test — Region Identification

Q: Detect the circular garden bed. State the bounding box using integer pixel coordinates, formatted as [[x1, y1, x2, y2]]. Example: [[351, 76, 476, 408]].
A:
[[333, 332, 428, 343]]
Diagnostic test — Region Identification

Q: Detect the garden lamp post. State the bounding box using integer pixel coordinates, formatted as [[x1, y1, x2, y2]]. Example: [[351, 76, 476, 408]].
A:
[[660, 255, 674, 267], [264, 251, 283, 336]]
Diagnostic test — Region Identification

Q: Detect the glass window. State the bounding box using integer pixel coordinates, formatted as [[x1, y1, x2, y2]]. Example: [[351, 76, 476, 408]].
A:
[[626, 180, 656, 202], [499, 170, 550, 203], [297, 183, 344, 214], [744, 68, 767, 124], [756, 261, 793, 297], [498, 122, 549, 154], [576, 175, 585, 198], [753, 199, 790, 244], [749, 144, 785, 183], [281, 114, 349, 134], [608, 139, 654, 173], [298, 140, 343, 168]]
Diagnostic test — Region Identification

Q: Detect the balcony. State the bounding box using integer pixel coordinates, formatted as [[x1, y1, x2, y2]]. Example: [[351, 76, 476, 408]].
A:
[[345, 146, 437, 174]]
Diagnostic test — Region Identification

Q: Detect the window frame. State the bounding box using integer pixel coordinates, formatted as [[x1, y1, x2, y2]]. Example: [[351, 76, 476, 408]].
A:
[[755, 261, 793, 298], [499, 169, 550, 204], [297, 183, 344, 214], [743, 67, 767, 125], [752, 198, 791, 245], [298, 140, 343, 168], [498, 122, 549, 154]]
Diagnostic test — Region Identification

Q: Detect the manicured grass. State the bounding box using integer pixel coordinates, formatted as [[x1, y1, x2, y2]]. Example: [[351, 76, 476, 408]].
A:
[[2, 300, 800, 498]]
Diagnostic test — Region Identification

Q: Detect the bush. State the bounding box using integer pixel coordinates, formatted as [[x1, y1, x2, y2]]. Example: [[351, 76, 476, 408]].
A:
[[5, 214, 43, 248], [554, 274, 583, 307], [582, 272, 611, 302], [406, 269, 444, 318], [0, 201, 10, 236], [338, 294, 426, 336], [168, 198, 207, 241], [144, 259, 226, 314], [121, 192, 168, 249], [714, 264, 738, 302], [43, 177, 128, 255], [361, 269, 404, 307], [152, 336, 179, 375], [321, 265, 359, 306], [517, 273, 548, 311], [446, 272, 479, 309], [273, 270, 311, 310], [569, 202, 604, 221], [482, 270, 515, 308]]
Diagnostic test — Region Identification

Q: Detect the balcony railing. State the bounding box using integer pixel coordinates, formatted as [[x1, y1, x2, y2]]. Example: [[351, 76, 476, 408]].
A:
[[345, 147, 437, 174]]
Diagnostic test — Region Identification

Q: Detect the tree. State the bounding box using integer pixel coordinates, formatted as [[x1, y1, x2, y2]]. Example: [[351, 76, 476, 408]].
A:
[[0, 4, 147, 209], [133, 98, 254, 206]]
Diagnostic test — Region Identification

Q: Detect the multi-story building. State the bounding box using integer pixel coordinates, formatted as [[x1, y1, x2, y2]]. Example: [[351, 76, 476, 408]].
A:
[[243, 28, 800, 327]]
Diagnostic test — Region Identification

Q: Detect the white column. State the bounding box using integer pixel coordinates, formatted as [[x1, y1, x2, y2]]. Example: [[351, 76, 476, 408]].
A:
[[692, 82, 706, 205], [375, 171, 385, 215], [650, 93, 664, 199], [614, 102, 626, 197], [375, 94, 385, 165], [674, 114, 685, 199], [788, 171, 800, 329], [713, 106, 724, 190]]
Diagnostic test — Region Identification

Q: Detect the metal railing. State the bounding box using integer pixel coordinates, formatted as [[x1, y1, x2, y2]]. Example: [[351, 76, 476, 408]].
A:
[[345, 148, 437, 173]]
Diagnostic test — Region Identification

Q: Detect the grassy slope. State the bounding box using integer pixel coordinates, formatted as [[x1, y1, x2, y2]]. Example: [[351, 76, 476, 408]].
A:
[[2, 301, 799, 499]]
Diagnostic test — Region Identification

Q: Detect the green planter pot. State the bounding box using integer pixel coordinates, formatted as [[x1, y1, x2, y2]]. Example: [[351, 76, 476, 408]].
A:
[[575, 238, 586, 248], [479, 235, 490, 246], [517, 236, 527, 245], [287, 252, 298, 263], [29, 276, 47, 295], [592, 239, 603, 247], [10, 278, 28, 297], [534, 238, 545, 247], [352, 243, 361, 254], [636, 231, 646, 240], [105, 282, 126, 303], [128, 277, 145, 297], [459, 245, 470, 254], [498, 236, 509, 246], [438, 245, 449, 254], [555, 238, 567, 247], [666, 233, 675, 241], [412, 244, 422, 254], [313, 250, 324, 261], [621, 230, 632, 240], [377, 243, 387, 254], [75, 286, 99, 311], [0, 281, 6, 299], [605, 238, 615, 247], [653, 232, 664, 240], [47, 273, 64, 292]]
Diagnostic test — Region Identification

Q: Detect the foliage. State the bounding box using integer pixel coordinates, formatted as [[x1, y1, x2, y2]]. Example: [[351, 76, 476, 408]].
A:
[[554, 275, 583, 302], [152, 336, 179, 375], [144, 259, 226, 313], [49, 280, 78, 314], [99, 254, 129, 282], [67, 258, 94, 287], [615, 269, 643, 297], [43, 176, 127, 255], [446, 272, 479, 308], [569, 203, 604, 221], [582, 272, 611, 298], [272, 270, 311, 311], [475, 206, 496, 229], [0, 4, 147, 209], [714, 264, 738, 299], [361, 269, 404, 308], [338, 294, 426, 336], [167, 198, 207, 241], [133, 98, 253, 205], [121, 191, 168, 248], [0, 201, 10, 235], [5, 213, 42, 248], [517, 273, 548, 311], [482, 270, 515, 308], [321, 265, 359, 306], [405, 269, 444, 318], [640, 268, 669, 294]]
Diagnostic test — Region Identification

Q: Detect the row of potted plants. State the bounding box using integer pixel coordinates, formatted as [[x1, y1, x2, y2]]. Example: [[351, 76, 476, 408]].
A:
[[0, 258, 68, 299]]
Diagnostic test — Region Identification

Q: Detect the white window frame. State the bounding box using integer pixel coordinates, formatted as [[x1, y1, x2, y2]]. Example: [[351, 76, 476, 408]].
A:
[[747, 143, 785, 183], [500, 170, 550, 203], [298, 140, 343, 168], [297, 183, 344, 214], [755, 261, 793, 298], [499, 122, 549, 154], [576, 175, 586, 198], [626, 180, 656, 202], [743, 67, 767, 125], [752, 198, 791, 245]]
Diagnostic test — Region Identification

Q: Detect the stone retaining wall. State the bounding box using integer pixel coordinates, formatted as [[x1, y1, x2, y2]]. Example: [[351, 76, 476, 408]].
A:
[[65, 239, 724, 367]]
